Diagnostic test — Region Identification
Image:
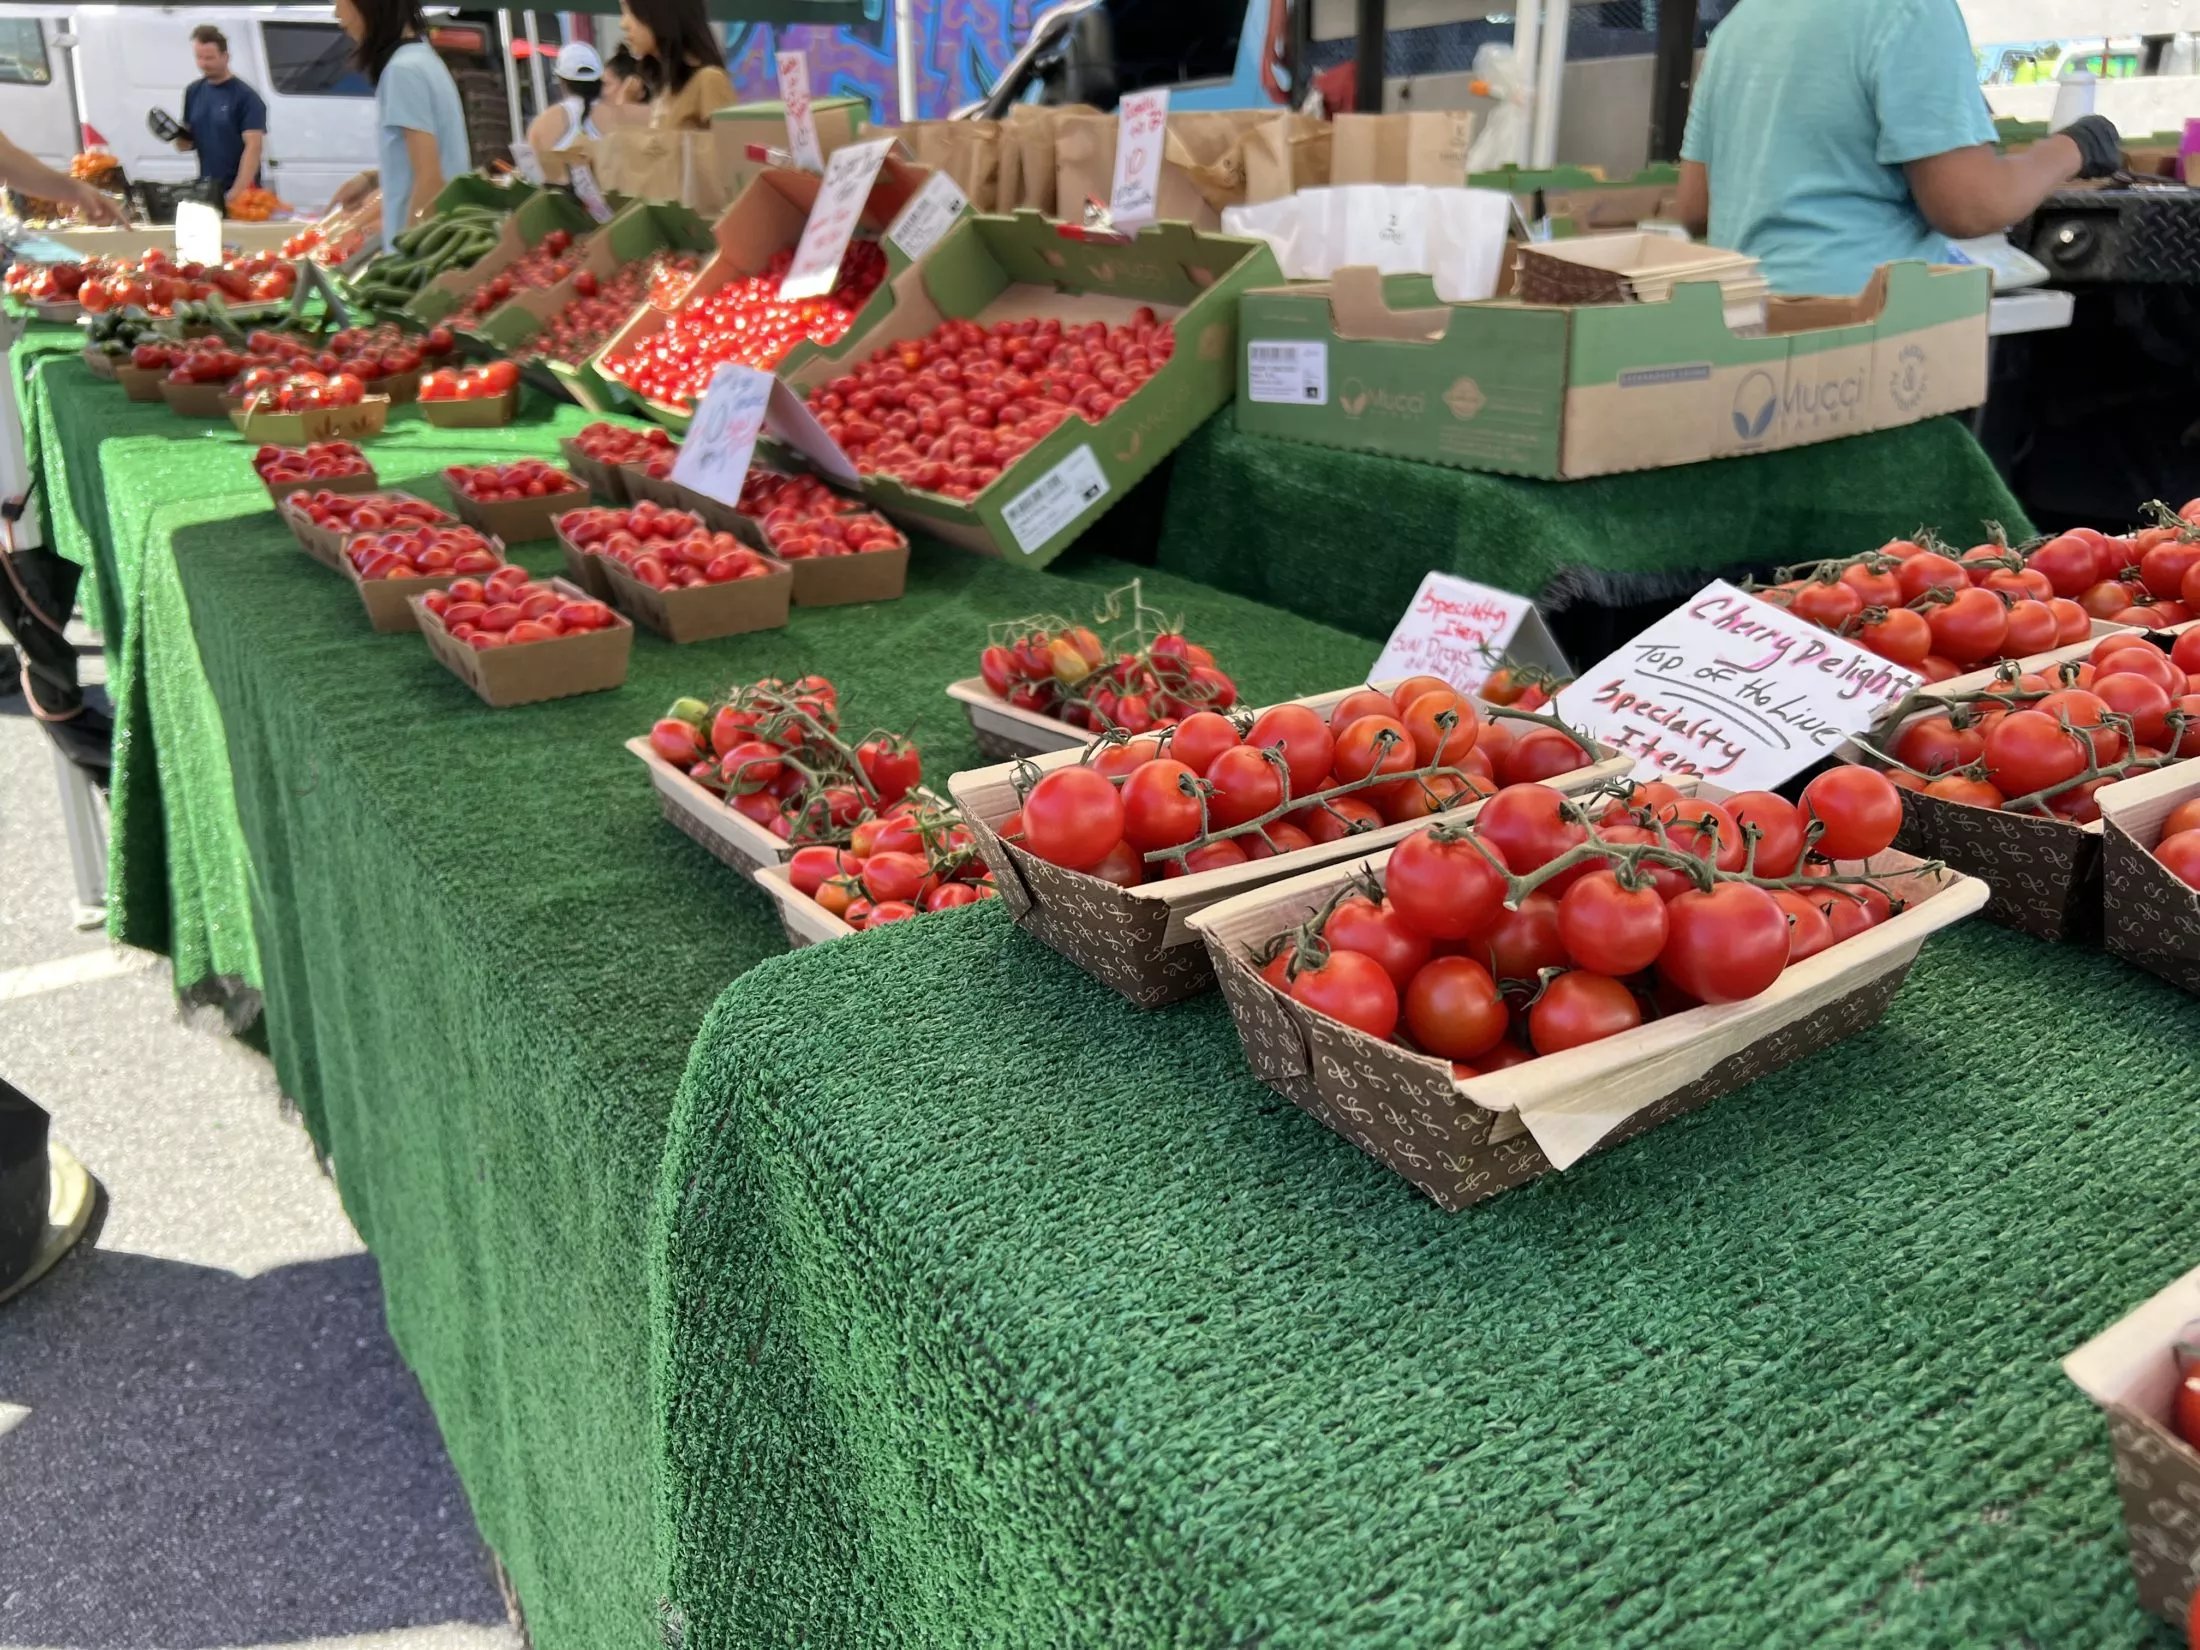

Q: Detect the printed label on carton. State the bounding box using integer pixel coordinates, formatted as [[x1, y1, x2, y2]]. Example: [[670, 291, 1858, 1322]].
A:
[[887, 170, 968, 262], [1246, 340, 1329, 406], [1002, 445, 1110, 555]]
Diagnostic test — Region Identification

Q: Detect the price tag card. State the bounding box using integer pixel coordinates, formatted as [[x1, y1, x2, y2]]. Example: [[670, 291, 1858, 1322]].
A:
[[669, 364, 775, 509], [1108, 87, 1171, 232], [777, 52, 825, 173], [508, 139, 546, 186], [887, 168, 968, 262], [174, 200, 222, 266], [1550, 580, 1922, 790], [566, 161, 613, 224], [1370, 572, 1568, 699], [763, 382, 862, 487], [779, 137, 894, 301]]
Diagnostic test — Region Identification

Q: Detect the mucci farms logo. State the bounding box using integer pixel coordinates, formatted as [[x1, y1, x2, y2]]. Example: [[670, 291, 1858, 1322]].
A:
[[1732, 371, 1779, 441], [1338, 377, 1432, 421], [1888, 342, 1929, 413], [1443, 377, 1487, 421]]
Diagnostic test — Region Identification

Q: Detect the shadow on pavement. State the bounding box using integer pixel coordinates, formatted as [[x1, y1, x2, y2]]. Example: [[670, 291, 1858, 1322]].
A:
[[0, 1242, 510, 1648]]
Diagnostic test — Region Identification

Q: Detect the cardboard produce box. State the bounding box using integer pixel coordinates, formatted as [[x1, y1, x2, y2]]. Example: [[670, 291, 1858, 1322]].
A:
[[555, 437, 634, 502], [407, 188, 596, 326], [282, 490, 450, 570], [1234, 259, 1991, 480], [343, 529, 507, 634], [785, 211, 1282, 569], [710, 94, 871, 204], [596, 162, 944, 433], [413, 579, 631, 707], [161, 379, 237, 420], [945, 675, 1089, 760], [419, 386, 520, 428], [946, 681, 1630, 1008], [114, 362, 168, 402], [786, 544, 908, 608], [476, 201, 716, 410], [80, 347, 117, 382], [446, 473, 590, 543], [1191, 838, 1986, 1210], [599, 554, 793, 643], [2100, 760, 2200, 997], [627, 735, 800, 874], [229, 396, 390, 445], [260, 464, 379, 505], [2064, 1262, 2200, 1632]]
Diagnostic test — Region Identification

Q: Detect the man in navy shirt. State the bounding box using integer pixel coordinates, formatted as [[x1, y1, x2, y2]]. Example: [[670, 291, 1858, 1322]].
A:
[[175, 25, 267, 207]]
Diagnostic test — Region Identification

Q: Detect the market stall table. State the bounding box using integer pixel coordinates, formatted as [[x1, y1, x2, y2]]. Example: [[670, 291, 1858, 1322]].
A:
[[654, 905, 2199, 1646], [167, 501, 1386, 1650]]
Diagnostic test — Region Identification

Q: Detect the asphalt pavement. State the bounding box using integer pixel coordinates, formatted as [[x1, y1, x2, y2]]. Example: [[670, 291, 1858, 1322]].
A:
[[0, 656, 519, 1649]]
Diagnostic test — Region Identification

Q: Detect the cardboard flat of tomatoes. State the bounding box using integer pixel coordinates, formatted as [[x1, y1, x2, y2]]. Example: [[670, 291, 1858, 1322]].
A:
[[114, 363, 168, 402], [282, 491, 451, 570], [780, 212, 1281, 571], [2099, 758, 2200, 997], [229, 395, 391, 445], [260, 465, 379, 505], [160, 379, 236, 419], [752, 861, 856, 948], [407, 188, 598, 327], [787, 542, 907, 608], [2063, 1262, 2200, 1632], [948, 682, 1633, 1008], [419, 384, 521, 428], [556, 439, 633, 504], [413, 577, 631, 707], [448, 478, 591, 545], [599, 552, 792, 644], [627, 736, 799, 873], [1192, 840, 1985, 1210], [343, 527, 510, 635]]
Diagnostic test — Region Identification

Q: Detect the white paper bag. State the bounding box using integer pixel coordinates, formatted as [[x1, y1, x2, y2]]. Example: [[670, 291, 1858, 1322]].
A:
[[1222, 185, 1513, 302]]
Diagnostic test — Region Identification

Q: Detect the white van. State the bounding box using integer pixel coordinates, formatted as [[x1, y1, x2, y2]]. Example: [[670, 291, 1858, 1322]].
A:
[[0, 5, 382, 212]]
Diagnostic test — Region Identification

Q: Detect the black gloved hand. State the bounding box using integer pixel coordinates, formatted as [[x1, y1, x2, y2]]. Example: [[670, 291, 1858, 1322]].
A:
[[2064, 113, 2124, 180]]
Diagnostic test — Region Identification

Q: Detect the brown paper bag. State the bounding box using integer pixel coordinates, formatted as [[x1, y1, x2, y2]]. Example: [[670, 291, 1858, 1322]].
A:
[[892, 120, 1000, 212], [1055, 110, 1227, 228], [1162, 110, 1276, 212], [1328, 111, 1476, 186], [576, 128, 733, 215], [997, 102, 1095, 216], [1241, 111, 1330, 201]]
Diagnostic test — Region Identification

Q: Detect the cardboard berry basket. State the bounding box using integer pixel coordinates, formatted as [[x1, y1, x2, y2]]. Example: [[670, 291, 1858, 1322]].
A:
[[411, 579, 632, 707], [419, 385, 521, 428], [341, 528, 509, 634], [619, 463, 689, 512], [80, 347, 117, 381], [446, 476, 591, 544], [946, 676, 1097, 760], [625, 737, 799, 874], [282, 491, 451, 571], [228, 396, 391, 445], [260, 465, 379, 505], [786, 543, 909, 608], [114, 362, 168, 402], [598, 554, 793, 644], [781, 212, 1284, 570], [947, 689, 1633, 1008], [753, 862, 855, 949], [160, 378, 236, 419], [1188, 843, 1987, 1211], [552, 520, 613, 600], [362, 367, 422, 404], [557, 438, 633, 503], [2099, 760, 2200, 996], [2063, 1261, 2200, 1633]]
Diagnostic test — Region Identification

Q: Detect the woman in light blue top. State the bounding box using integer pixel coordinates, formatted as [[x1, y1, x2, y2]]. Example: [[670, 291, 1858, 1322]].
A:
[[328, 0, 472, 251]]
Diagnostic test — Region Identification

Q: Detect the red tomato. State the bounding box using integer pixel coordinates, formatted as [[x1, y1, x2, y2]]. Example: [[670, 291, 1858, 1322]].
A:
[[1463, 891, 1568, 984], [1659, 883, 1792, 1004], [1770, 889, 1836, 962], [1328, 688, 1397, 734], [1019, 767, 1124, 870], [1497, 727, 1590, 786], [1333, 716, 1417, 788], [1166, 711, 1241, 777], [1982, 711, 2088, 799], [1087, 839, 1147, 888], [1926, 587, 2010, 665], [1557, 871, 1668, 977], [1384, 828, 1511, 940], [1722, 790, 1806, 877], [1205, 744, 1286, 829], [1528, 971, 1643, 1054], [1163, 840, 1250, 878], [1399, 689, 1480, 767], [1473, 783, 1586, 877], [1289, 949, 1400, 1040], [1387, 674, 1454, 713], [2159, 832, 2200, 891], [788, 845, 856, 896], [1296, 797, 1384, 843], [1896, 551, 1968, 603], [1402, 956, 1509, 1060], [1120, 759, 1206, 852], [1790, 580, 1862, 628], [2027, 533, 2103, 597], [1857, 607, 1932, 667], [1799, 767, 1905, 861], [1325, 895, 1433, 990], [1246, 704, 1336, 798]]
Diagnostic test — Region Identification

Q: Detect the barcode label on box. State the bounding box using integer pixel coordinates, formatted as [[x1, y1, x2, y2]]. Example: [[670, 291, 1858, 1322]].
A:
[[1246, 340, 1328, 406], [1002, 445, 1110, 555]]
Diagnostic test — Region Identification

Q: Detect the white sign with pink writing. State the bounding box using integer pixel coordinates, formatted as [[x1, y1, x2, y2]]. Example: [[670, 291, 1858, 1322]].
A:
[[1551, 580, 1920, 790], [1369, 572, 1567, 699]]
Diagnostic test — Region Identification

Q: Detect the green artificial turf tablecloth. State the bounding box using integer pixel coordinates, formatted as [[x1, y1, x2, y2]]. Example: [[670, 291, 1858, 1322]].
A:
[[656, 907, 2197, 1648], [1155, 414, 2032, 641], [169, 482, 1385, 1650]]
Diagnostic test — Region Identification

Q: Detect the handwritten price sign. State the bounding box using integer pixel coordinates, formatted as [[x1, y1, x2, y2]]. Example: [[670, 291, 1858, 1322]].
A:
[[1108, 88, 1170, 231], [1552, 580, 1921, 791], [669, 364, 774, 509], [776, 52, 825, 173], [1370, 572, 1568, 698], [779, 136, 893, 301]]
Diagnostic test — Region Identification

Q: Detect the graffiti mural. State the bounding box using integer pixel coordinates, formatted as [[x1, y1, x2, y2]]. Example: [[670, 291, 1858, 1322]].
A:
[[725, 2, 1038, 123]]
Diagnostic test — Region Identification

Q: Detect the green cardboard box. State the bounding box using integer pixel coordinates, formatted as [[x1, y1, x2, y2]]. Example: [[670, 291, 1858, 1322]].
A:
[[470, 200, 716, 410], [781, 211, 1282, 568], [431, 172, 538, 216], [406, 188, 597, 326], [710, 94, 872, 203], [1235, 260, 1991, 481], [595, 159, 963, 433]]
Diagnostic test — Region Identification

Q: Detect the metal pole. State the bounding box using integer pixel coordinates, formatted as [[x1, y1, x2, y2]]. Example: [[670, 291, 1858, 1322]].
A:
[[1647, 0, 1698, 163], [893, 0, 919, 121], [495, 11, 524, 151], [1353, 0, 1385, 113], [1511, 0, 1540, 166], [1531, 0, 1568, 166], [523, 12, 551, 123]]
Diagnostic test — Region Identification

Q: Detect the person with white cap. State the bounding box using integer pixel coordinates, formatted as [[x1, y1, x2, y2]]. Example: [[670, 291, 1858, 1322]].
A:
[[525, 40, 615, 179]]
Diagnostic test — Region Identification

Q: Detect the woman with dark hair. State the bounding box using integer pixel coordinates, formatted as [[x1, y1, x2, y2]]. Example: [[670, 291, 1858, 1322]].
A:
[[619, 0, 733, 130], [328, 0, 472, 250]]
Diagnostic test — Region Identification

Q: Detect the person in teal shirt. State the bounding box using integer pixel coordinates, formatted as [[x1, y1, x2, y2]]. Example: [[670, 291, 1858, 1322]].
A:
[[328, 0, 471, 251], [1677, 0, 2124, 295]]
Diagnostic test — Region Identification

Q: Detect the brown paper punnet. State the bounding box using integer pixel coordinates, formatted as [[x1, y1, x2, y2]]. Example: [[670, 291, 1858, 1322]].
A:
[[599, 555, 792, 643], [412, 578, 631, 707], [552, 520, 613, 600], [447, 476, 591, 544], [160, 379, 236, 419], [115, 363, 168, 402], [1190, 842, 1985, 1210], [419, 386, 520, 428], [620, 463, 686, 510], [282, 490, 452, 570], [946, 685, 1632, 1008], [558, 438, 632, 502], [786, 545, 908, 608], [342, 528, 508, 634], [627, 737, 797, 873], [2064, 1261, 2200, 1628], [261, 465, 378, 505], [2100, 760, 2200, 996], [229, 396, 391, 445], [81, 348, 117, 381], [945, 676, 1091, 761], [754, 863, 855, 949]]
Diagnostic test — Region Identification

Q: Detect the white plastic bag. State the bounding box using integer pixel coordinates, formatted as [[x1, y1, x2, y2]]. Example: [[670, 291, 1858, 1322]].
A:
[[1466, 43, 1530, 173], [1221, 184, 1513, 301]]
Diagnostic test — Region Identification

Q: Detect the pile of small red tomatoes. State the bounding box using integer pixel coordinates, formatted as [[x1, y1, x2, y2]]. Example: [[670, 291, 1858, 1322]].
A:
[[1258, 765, 1908, 1070], [1006, 676, 1593, 887], [346, 524, 501, 581], [569, 421, 677, 471], [784, 805, 999, 930], [420, 361, 519, 402], [236, 369, 370, 411], [1885, 630, 2200, 820], [980, 626, 1236, 735], [289, 492, 446, 535], [443, 460, 583, 503], [739, 473, 906, 560], [558, 502, 776, 588], [253, 442, 367, 487], [808, 311, 1172, 502], [459, 228, 577, 317], [419, 567, 617, 648]]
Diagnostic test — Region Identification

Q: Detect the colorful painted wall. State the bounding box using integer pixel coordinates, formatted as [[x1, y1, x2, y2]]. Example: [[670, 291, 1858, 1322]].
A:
[[726, 2, 1039, 123]]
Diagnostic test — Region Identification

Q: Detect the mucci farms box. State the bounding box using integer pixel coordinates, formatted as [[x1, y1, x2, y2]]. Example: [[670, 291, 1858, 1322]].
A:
[[783, 210, 1282, 568], [1234, 259, 1991, 480], [596, 160, 953, 434], [407, 187, 599, 327], [470, 200, 717, 411]]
